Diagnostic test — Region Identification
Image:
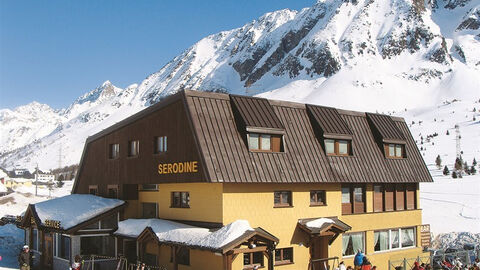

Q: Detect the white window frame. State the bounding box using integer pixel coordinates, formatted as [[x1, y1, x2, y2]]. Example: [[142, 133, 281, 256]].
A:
[[79, 233, 117, 259], [53, 233, 71, 262], [373, 227, 416, 253], [342, 232, 365, 258], [78, 213, 119, 232], [155, 136, 168, 153]]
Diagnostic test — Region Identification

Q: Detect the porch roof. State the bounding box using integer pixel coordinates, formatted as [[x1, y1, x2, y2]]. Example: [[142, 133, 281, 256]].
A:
[[119, 219, 278, 253], [298, 217, 351, 235], [20, 194, 125, 232]]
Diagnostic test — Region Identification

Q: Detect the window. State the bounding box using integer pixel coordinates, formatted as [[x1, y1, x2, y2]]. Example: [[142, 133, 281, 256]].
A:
[[177, 247, 190, 266], [144, 253, 158, 267], [142, 202, 158, 218], [274, 191, 292, 207], [32, 229, 38, 251], [107, 185, 118, 199], [171, 192, 190, 208], [325, 139, 351, 156], [373, 185, 383, 212], [374, 230, 389, 252], [128, 140, 139, 157], [88, 185, 98, 196], [248, 133, 282, 152], [109, 144, 119, 159], [406, 184, 416, 210], [385, 144, 405, 158], [342, 232, 364, 257], [395, 184, 405, 211], [154, 136, 167, 154], [58, 235, 71, 260], [341, 185, 365, 214], [244, 252, 264, 269], [310, 190, 326, 206], [80, 235, 115, 257], [385, 184, 395, 211], [341, 187, 352, 214], [275, 248, 293, 265], [374, 228, 416, 252], [140, 184, 158, 191]]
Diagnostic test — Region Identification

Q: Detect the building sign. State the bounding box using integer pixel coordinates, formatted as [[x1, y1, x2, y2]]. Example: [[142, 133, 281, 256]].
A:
[[44, 219, 61, 229], [420, 224, 431, 247], [158, 161, 198, 175]]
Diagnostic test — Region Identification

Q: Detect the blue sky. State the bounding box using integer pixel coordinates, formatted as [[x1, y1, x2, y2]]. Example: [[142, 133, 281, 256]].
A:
[[0, 0, 314, 110]]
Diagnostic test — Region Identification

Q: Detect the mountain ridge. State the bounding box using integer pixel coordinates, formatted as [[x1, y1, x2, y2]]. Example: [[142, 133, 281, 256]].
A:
[[1, 0, 479, 170]]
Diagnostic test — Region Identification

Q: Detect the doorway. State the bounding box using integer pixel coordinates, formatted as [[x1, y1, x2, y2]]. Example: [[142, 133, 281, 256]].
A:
[[310, 236, 330, 270], [43, 232, 53, 269]]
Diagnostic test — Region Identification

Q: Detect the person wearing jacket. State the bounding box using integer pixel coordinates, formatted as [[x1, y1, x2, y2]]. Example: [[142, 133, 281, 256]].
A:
[[361, 256, 372, 270], [18, 245, 32, 270], [354, 250, 365, 270]]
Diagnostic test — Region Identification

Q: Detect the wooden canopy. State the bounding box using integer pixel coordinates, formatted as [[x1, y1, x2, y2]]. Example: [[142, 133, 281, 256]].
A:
[[298, 217, 351, 245]]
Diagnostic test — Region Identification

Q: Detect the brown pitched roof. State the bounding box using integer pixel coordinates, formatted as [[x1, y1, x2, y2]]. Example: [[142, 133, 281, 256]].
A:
[[184, 90, 432, 183], [306, 104, 353, 139], [366, 113, 406, 144]]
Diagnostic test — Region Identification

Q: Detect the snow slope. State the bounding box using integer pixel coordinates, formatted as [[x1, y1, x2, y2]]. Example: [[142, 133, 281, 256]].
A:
[[1, 0, 479, 171]]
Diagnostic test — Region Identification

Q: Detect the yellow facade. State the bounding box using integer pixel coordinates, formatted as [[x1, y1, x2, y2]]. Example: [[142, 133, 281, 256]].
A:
[[132, 182, 426, 270]]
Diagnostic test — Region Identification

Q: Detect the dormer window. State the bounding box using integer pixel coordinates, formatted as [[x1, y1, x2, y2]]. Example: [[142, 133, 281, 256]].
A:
[[248, 133, 282, 152], [385, 144, 405, 158], [325, 139, 351, 156]]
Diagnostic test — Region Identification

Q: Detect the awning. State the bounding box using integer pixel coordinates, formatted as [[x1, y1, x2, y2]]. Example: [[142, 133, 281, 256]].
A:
[[297, 217, 351, 244]]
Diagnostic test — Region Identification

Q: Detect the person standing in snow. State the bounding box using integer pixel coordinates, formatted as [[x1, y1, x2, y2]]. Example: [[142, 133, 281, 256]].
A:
[[18, 245, 32, 270], [354, 249, 365, 270]]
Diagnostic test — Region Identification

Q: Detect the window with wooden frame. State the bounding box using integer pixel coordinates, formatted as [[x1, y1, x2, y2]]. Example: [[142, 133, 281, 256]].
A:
[[243, 251, 264, 269], [385, 143, 405, 158], [107, 185, 118, 199], [109, 143, 119, 159], [171, 192, 190, 208], [177, 247, 190, 266], [341, 185, 365, 214], [373, 185, 384, 212], [395, 184, 405, 210], [325, 139, 351, 156], [154, 136, 167, 154], [128, 140, 139, 157], [88, 185, 98, 196], [275, 247, 293, 266], [142, 202, 157, 218], [406, 184, 416, 210], [384, 184, 395, 211], [274, 191, 292, 207], [247, 133, 282, 152], [310, 190, 326, 206]]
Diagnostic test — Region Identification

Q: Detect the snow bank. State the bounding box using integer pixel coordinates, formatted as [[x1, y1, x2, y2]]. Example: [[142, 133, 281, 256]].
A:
[[305, 218, 334, 229], [34, 194, 124, 229], [116, 219, 253, 250]]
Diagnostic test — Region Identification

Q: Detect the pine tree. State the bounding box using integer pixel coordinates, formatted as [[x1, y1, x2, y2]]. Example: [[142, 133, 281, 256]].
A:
[[452, 171, 458, 179], [455, 157, 463, 171], [471, 166, 477, 175], [56, 174, 64, 188], [446, 130, 450, 135], [435, 155, 442, 169], [464, 162, 470, 175], [443, 166, 450, 176], [473, 158, 477, 167]]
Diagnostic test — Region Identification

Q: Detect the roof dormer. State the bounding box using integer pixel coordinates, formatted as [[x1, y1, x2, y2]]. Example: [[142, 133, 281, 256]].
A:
[[366, 113, 407, 158], [230, 95, 285, 152], [307, 104, 353, 156]]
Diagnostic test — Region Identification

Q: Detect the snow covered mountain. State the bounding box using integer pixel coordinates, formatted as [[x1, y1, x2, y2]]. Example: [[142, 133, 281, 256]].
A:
[[1, 0, 479, 171]]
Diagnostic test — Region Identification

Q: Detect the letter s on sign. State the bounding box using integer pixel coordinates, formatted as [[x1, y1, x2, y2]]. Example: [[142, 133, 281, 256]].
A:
[[158, 164, 163, 174]]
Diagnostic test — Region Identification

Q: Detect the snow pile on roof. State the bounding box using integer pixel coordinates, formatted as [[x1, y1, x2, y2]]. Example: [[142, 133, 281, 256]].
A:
[[305, 218, 334, 229], [0, 182, 7, 193], [116, 219, 254, 250], [34, 194, 124, 229]]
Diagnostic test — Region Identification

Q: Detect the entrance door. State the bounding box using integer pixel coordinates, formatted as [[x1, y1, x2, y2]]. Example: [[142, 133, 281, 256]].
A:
[[43, 233, 53, 269], [311, 236, 330, 270]]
